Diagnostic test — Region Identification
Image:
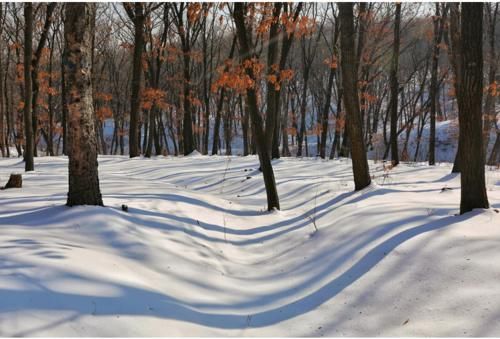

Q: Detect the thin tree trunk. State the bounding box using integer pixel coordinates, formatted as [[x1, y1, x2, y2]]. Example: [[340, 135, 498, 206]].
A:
[[429, 4, 446, 165], [297, 69, 309, 157], [448, 3, 462, 173], [23, 3, 34, 171], [320, 65, 336, 158], [330, 89, 343, 159], [487, 130, 500, 165], [389, 3, 401, 166], [211, 36, 237, 156], [30, 3, 56, 158]]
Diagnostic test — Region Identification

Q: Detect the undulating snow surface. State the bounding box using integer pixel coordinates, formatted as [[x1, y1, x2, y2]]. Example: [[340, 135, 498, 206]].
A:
[[0, 155, 499, 336]]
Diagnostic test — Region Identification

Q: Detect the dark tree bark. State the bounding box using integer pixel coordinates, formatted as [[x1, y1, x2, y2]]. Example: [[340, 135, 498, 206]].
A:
[[483, 3, 499, 161], [448, 3, 462, 173], [233, 3, 280, 211], [320, 16, 339, 159], [240, 95, 250, 156], [23, 3, 34, 171], [330, 89, 343, 159], [124, 3, 144, 158], [389, 3, 401, 166], [296, 58, 310, 157], [339, 2, 371, 190], [319, 67, 335, 159], [2, 173, 22, 189], [264, 3, 282, 157], [64, 3, 103, 207], [487, 131, 500, 165], [172, 3, 203, 155], [61, 4, 69, 156], [429, 4, 447, 166], [31, 3, 56, 157], [268, 3, 303, 159], [457, 3, 488, 214], [212, 36, 236, 155], [46, 27, 57, 156], [0, 4, 4, 158]]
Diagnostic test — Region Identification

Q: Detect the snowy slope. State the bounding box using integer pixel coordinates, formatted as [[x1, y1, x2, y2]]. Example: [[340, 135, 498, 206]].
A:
[[0, 155, 499, 336]]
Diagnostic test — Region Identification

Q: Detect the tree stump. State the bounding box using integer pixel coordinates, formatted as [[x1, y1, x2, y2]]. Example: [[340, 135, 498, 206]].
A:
[[2, 173, 22, 189]]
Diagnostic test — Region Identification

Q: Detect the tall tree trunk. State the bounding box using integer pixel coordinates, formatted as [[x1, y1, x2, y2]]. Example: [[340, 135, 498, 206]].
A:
[[339, 123, 350, 157], [320, 65, 336, 158], [30, 3, 56, 158], [64, 3, 103, 207], [61, 44, 68, 156], [483, 3, 499, 161], [269, 3, 303, 159], [23, 3, 34, 171], [281, 92, 291, 157], [297, 67, 310, 157], [181, 51, 194, 155], [339, 3, 371, 190], [429, 4, 446, 166], [330, 89, 343, 159], [233, 3, 280, 211], [211, 88, 224, 156], [458, 3, 488, 214], [47, 31, 56, 156], [448, 3, 462, 173], [240, 95, 250, 156], [487, 131, 500, 165], [389, 3, 401, 166], [264, 3, 282, 157], [145, 109, 154, 158], [0, 4, 4, 158], [201, 13, 210, 155], [127, 3, 144, 158], [212, 36, 236, 155]]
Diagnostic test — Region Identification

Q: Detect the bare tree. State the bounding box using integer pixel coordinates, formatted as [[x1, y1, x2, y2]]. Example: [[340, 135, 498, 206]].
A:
[[389, 3, 401, 166], [23, 3, 34, 171], [428, 3, 447, 166]]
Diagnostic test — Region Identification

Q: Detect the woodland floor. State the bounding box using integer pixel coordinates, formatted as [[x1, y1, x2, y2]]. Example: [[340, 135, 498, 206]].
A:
[[0, 154, 499, 336]]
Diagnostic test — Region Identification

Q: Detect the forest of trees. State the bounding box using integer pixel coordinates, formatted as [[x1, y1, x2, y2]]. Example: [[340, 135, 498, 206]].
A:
[[0, 2, 496, 214]]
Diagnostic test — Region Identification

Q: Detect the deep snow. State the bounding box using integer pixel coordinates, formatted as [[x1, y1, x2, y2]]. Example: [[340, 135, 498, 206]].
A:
[[0, 155, 499, 336]]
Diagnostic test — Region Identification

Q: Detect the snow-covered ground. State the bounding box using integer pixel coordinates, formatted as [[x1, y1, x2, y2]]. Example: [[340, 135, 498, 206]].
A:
[[0, 155, 499, 336]]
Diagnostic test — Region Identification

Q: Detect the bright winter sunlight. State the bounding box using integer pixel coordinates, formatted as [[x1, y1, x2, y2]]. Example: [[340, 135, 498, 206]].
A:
[[0, 2, 499, 337]]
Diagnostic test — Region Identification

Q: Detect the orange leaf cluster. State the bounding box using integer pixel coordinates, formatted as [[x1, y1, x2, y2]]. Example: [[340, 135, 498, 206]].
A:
[[187, 3, 203, 24], [141, 88, 169, 111], [323, 55, 338, 69], [96, 106, 113, 121], [360, 91, 378, 103], [334, 116, 346, 132], [486, 81, 498, 96], [95, 92, 113, 102], [212, 57, 265, 94]]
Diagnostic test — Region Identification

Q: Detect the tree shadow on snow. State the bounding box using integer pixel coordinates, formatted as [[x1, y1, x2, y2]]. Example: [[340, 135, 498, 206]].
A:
[[0, 201, 472, 335]]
